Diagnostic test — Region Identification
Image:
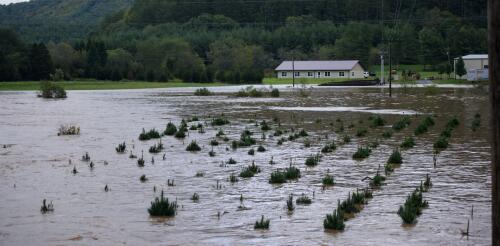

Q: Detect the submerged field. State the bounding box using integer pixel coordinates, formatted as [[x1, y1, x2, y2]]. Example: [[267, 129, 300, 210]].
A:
[[0, 86, 492, 245]]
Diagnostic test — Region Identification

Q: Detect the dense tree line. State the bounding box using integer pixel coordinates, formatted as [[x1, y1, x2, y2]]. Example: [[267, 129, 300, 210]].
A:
[[0, 0, 488, 83]]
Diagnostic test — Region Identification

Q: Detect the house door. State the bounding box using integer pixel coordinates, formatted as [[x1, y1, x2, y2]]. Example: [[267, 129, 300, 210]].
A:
[[317, 72, 321, 78]]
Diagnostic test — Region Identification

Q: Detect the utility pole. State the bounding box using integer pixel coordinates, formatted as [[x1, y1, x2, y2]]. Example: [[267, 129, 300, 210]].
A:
[[381, 53, 385, 84], [488, 0, 500, 245], [389, 41, 392, 97], [292, 57, 295, 88]]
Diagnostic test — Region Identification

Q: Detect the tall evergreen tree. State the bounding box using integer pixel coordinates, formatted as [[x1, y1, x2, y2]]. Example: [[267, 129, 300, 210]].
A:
[[29, 43, 54, 80]]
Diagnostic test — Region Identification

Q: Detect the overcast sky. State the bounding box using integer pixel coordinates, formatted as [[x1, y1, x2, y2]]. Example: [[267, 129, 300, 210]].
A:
[[0, 0, 28, 5]]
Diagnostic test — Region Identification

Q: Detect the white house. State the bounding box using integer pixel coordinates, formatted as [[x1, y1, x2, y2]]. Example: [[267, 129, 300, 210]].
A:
[[275, 60, 367, 79], [454, 54, 489, 80]]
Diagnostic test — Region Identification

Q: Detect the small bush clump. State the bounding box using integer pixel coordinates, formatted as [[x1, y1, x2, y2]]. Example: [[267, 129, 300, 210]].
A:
[[400, 137, 415, 148], [148, 190, 177, 217], [352, 146, 371, 159], [433, 136, 449, 150], [322, 174, 335, 186], [57, 124, 80, 136], [116, 142, 126, 153], [323, 209, 345, 230], [186, 141, 201, 152], [387, 149, 403, 164], [370, 115, 385, 127], [382, 130, 393, 139], [39, 81, 67, 98], [194, 88, 212, 96], [211, 116, 230, 126], [305, 154, 321, 166], [296, 194, 312, 205], [257, 145, 266, 152], [397, 188, 428, 224], [356, 128, 368, 137], [240, 162, 261, 178], [227, 157, 237, 164], [392, 116, 411, 131], [254, 215, 270, 229], [139, 128, 161, 141], [321, 142, 336, 153], [164, 122, 177, 135]]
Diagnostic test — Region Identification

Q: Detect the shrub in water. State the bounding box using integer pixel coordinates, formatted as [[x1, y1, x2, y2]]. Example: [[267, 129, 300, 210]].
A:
[[261, 120, 271, 131], [248, 148, 255, 155], [287, 194, 295, 211], [296, 194, 312, 205], [387, 149, 403, 164], [186, 141, 201, 152], [392, 116, 411, 131], [238, 131, 256, 147], [57, 124, 80, 136], [322, 174, 335, 186], [285, 165, 301, 179], [164, 122, 177, 135], [139, 128, 161, 141], [446, 117, 460, 129], [149, 140, 164, 153], [323, 208, 345, 230], [471, 113, 481, 131], [216, 129, 225, 137], [210, 139, 219, 146], [321, 142, 336, 153], [423, 174, 432, 191], [191, 193, 200, 201], [305, 154, 321, 166], [371, 115, 385, 127], [414, 124, 429, 136], [271, 88, 280, 97], [433, 136, 449, 150], [371, 171, 386, 187], [148, 190, 177, 217], [342, 135, 351, 144], [400, 137, 415, 148], [382, 130, 393, 139], [227, 158, 237, 164], [174, 130, 186, 139], [254, 215, 270, 229], [40, 199, 54, 214], [211, 116, 230, 126], [194, 88, 212, 96], [140, 174, 147, 182], [397, 188, 428, 224], [229, 173, 239, 183], [269, 170, 287, 184], [39, 81, 67, 98], [116, 142, 126, 153], [257, 145, 266, 152], [352, 146, 371, 159]]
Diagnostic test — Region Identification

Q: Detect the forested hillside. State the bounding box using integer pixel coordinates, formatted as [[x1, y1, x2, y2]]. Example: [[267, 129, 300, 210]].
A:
[[0, 0, 133, 42], [0, 0, 488, 83]]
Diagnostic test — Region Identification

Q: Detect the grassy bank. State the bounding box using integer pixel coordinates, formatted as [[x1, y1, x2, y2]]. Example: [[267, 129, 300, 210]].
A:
[[0, 81, 226, 91]]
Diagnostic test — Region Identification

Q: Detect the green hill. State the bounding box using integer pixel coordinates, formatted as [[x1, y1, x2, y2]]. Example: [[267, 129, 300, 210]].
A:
[[0, 0, 133, 42]]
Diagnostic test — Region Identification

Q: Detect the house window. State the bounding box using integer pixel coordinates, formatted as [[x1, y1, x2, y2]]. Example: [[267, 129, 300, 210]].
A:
[[351, 72, 355, 76], [294, 72, 300, 77], [281, 72, 287, 77], [339, 72, 345, 77], [308, 72, 313, 77], [484, 65, 489, 69], [325, 72, 331, 77]]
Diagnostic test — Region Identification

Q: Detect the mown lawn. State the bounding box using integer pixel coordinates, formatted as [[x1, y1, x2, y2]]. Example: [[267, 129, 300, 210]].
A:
[[0, 81, 226, 91]]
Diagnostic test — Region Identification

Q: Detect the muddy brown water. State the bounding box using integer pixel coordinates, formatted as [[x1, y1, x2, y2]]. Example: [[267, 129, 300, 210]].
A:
[[0, 86, 492, 245]]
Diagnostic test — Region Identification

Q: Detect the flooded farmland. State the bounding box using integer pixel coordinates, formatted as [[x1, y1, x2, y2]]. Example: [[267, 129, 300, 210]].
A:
[[0, 85, 492, 245]]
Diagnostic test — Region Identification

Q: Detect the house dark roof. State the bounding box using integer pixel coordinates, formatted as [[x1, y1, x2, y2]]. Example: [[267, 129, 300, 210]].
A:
[[275, 60, 361, 71]]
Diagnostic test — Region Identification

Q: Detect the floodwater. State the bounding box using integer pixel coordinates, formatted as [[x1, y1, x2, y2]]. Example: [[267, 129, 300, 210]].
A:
[[0, 85, 492, 245]]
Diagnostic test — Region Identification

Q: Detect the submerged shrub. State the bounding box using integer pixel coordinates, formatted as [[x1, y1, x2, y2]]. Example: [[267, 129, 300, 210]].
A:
[[149, 140, 164, 153], [164, 122, 177, 136], [240, 162, 261, 178], [433, 136, 449, 150], [352, 146, 371, 159], [248, 148, 255, 155], [148, 190, 177, 217], [471, 113, 481, 131], [323, 209, 345, 230], [446, 117, 460, 129], [227, 157, 237, 164], [296, 194, 312, 205], [269, 170, 287, 184], [39, 81, 67, 99], [257, 145, 266, 152], [174, 129, 186, 139], [254, 215, 270, 229], [342, 135, 351, 144], [229, 173, 239, 183], [194, 88, 212, 96], [139, 128, 161, 141], [397, 188, 428, 224], [287, 194, 295, 211], [40, 199, 54, 214], [371, 115, 385, 128], [57, 124, 80, 136], [356, 128, 368, 137], [387, 149, 403, 164], [321, 141, 337, 153], [261, 120, 271, 131], [370, 171, 386, 187], [285, 165, 301, 179], [238, 130, 256, 147], [270, 88, 280, 97], [400, 137, 415, 148], [186, 141, 201, 152], [382, 130, 393, 139], [392, 116, 411, 131], [211, 116, 230, 126], [322, 174, 335, 186], [116, 142, 126, 153], [210, 139, 219, 146], [414, 116, 435, 136], [305, 154, 321, 167]]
